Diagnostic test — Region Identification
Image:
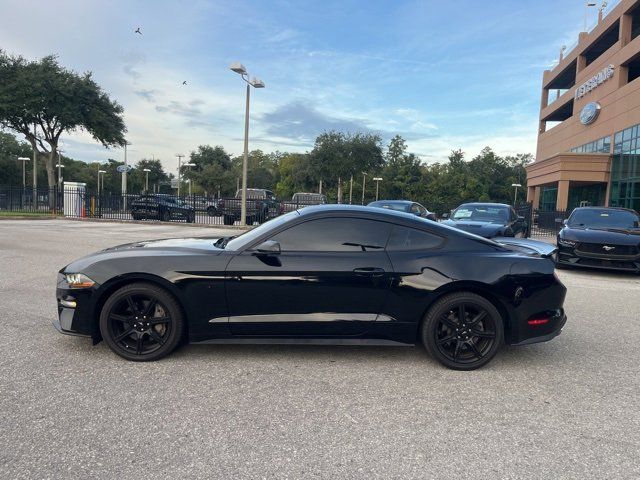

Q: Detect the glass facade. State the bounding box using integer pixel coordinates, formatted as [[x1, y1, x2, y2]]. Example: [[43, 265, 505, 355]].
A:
[[570, 135, 611, 154], [611, 124, 640, 211], [539, 185, 558, 211]]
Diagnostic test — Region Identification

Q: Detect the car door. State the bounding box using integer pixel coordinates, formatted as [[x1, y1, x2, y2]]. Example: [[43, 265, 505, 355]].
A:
[[225, 217, 394, 336]]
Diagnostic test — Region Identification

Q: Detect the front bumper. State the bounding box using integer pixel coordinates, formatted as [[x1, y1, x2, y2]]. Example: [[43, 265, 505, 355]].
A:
[[54, 272, 99, 338], [557, 246, 640, 272]]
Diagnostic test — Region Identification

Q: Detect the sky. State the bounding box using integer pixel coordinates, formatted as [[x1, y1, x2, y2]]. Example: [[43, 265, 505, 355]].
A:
[[0, 0, 614, 175]]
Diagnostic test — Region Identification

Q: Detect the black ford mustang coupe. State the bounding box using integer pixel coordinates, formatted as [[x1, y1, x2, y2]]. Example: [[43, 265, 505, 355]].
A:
[[557, 207, 640, 272], [442, 203, 528, 238], [55, 206, 566, 370]]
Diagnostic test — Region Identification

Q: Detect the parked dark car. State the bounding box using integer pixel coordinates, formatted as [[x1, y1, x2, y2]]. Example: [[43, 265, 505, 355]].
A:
[[218, 188, 283, 225], [283, 192, 327, 213], [367, 200, 436, 221], [557, 206, 640, 272], [54, 205, 566, 370], [442, 202, 527, 238], [130, 194, 195, 223]]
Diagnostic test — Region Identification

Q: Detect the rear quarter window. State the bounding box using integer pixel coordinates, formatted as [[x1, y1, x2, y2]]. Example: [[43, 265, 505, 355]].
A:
[[387, 226, 444, 251]]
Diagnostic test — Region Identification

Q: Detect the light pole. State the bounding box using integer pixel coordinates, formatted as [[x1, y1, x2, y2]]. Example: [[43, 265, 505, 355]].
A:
[[32, 123, 37, 209], [56, 149, 64, 190], [176, 154, 184, 196], [230, 62, 265, 226], [183, 163, 195, 196], [361, 172, 368, 205], [99, 170, 106, 193], [584, 2, 597, 31], [349, 175, 353, 204], [18, 157, 29, 208], [373, 177, 383, 201], [122, 141, 131, 209], [143, 168, 151, 191], [512, 183, 522, 205]]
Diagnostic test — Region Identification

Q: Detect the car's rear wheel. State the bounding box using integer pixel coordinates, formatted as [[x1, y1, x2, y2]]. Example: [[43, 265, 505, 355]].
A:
[[186, 211, 195, 223], [223, 215, 235, 225], [421, 292, 503, 370], [99, 283, 185, 361], [160, 208, 170, 222], [206, 206, 218, 217]]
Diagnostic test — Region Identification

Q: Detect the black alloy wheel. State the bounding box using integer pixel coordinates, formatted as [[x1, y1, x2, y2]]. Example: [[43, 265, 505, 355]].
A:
[[421, 292, 503, 370], [206, 206, 218, 217], [99, 283, 184, 361]]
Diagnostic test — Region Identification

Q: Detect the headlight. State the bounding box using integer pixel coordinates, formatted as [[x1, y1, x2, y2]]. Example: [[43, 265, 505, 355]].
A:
[[64, 273, 96, 289], [558, 238, 576, 247]]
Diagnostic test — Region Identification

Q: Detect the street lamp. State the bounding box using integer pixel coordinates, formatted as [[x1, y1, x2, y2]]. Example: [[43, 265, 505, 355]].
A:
[[230, 62, 265, 226], [98, 170, 106, 194], [372, 177, 383, 201], [176, 154, 184, 196], [17, 157, 30, 189], [56, 149, 64, 190], [143, 168, 151, 191], [584, 2, 597, 31], [183, 163, 195, 196], [361, 172, 368, 205], [18, 157, 29, 208], [512, 183, 522, 205]]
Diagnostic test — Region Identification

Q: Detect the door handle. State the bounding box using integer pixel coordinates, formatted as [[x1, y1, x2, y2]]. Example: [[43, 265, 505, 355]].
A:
[[353, 267, 385, 277]]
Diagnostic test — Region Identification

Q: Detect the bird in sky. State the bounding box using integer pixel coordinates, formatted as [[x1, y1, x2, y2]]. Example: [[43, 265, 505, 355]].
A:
[[135, 27, 142, 35], [182, 81, 187, 85]]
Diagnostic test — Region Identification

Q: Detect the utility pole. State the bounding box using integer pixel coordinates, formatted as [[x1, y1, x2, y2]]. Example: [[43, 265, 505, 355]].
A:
[[32, 123, 37, 209], [349, 175, 353, 204], [361, 172, 367, 205], [176, 154, 184, 196]]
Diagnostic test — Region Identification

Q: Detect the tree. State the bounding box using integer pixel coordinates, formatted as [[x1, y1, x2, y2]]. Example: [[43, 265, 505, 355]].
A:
[[0, 131, 35, 186], [0, 51, 126, 190], [186, 145, 234, 196]]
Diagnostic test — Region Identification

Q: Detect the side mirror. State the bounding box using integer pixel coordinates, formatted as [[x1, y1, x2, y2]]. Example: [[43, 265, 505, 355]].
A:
[[441, 213, 449, 219], [563, 219, 568, 226], [517, 215, 525, 222], [255, 240, 281, 255]]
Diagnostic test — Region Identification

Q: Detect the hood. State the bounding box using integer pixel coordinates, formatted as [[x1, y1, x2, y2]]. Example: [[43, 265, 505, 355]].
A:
[[62, 237, 225, 274], [560, 226, 640, 246], [442, 219, 505, 237], [103, 237, 224, 252]]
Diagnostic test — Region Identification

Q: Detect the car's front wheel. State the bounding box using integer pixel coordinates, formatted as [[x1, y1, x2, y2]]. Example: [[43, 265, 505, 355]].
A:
[[421, 292, 503, 370], [99, 283, 185, 361]]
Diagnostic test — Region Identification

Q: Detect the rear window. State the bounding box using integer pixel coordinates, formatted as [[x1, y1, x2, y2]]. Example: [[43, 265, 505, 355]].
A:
[[387, 226, 444, 251]]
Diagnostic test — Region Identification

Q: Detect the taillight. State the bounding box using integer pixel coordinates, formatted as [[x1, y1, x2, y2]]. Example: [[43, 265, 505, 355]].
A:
[[528, 318, 549, 326]]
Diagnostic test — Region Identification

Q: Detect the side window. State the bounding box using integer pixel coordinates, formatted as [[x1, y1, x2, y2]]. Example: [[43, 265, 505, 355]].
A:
[[418, 205, 427, 215], [387, 226, 444, 251], [269, 218, 392, 252], [410, 204, 420, 215]]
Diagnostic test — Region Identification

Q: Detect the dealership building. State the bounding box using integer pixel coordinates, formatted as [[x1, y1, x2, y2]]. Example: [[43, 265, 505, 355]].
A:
[[526, 0, 640, 212]]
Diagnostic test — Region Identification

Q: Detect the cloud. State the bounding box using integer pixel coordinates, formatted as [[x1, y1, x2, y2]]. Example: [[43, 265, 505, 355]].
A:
[[120, 51, 146, 80], [134, 89, 157, 102], [260, 101, 370, 143], [155, 100, 203, 117]]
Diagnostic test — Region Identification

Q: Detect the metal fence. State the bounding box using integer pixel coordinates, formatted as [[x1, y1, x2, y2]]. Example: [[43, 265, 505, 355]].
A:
[[0, 186, 329, 226], [516, 202, 569, 238], [1, 187, 573, 234]]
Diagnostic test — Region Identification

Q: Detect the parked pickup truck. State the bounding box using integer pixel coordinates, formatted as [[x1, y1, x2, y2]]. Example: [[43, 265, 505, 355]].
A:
[[219, 188, 283, 225], [283, 192, 327, 213]]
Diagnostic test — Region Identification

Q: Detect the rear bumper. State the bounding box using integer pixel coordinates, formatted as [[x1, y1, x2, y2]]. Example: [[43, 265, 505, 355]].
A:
[[510, 310, 566, 346]]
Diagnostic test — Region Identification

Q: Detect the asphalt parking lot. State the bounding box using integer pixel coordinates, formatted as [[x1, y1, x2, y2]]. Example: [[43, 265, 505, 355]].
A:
[[1, 219, 639, 479]]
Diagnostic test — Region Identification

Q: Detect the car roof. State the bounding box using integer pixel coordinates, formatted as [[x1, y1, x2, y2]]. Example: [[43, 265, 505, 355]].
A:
[[457, 202, 511, 208], [297, 205, 472, 236], [572, 206, 638, 214], [369, 200, 413, 205]]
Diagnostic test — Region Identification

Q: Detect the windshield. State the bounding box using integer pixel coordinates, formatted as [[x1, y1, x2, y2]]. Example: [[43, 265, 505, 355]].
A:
[[567, 209, 639, 229], [369, 202, 409, 212], [225, 211, 300, 250], [451, 205, 508, 224]]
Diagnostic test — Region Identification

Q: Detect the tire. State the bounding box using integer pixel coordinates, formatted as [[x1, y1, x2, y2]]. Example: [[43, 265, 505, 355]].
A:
[[131, 213, 141, 221], [246, 216, 255, 225], [421, 292, 504, 370], [206, 206, 218, 217], [223, 215, 235, 225], [257, 209, 268, 224], [160, 208, 170, 222], [503, 228, 515, 237], [186, 212, 195, 223], [99, 282, 185, 362]]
